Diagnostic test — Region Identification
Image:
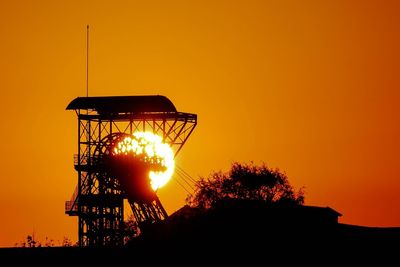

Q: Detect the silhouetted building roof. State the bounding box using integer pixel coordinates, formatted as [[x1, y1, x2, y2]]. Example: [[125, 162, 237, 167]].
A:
[[138, 201, 344, 250], [66, 95, 177, 114], [169, 201, 342, 227], [212, 199, 342, 224], [299, 205, 342, 218]]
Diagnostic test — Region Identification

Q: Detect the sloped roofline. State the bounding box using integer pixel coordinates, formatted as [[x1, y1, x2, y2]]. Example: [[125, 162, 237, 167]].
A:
[[66, 95, 177, 114]]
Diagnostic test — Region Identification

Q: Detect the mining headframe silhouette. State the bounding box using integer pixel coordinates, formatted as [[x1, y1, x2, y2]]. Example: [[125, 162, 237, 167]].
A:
[[65, 95, 197, 246]]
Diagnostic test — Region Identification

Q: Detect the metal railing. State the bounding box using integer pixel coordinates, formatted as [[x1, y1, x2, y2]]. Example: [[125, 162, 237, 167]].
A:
[[74, 154, 103, 166], [65, 185, 79, 214], [65, 200, 77, 213]]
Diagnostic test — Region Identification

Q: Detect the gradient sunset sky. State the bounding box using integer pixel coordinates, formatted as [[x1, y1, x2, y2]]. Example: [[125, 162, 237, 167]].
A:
[[0, 0, 399, 247]]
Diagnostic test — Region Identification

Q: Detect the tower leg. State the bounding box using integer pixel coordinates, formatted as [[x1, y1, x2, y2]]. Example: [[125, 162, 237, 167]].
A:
[[129, 196, 168, 232]]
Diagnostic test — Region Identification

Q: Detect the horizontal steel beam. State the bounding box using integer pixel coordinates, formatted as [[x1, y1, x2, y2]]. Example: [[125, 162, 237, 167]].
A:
[[77, 112, 197, 122]]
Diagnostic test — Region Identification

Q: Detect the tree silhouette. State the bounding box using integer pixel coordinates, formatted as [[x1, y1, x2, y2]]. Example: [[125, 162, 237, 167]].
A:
[[187, 162, 304, 209]]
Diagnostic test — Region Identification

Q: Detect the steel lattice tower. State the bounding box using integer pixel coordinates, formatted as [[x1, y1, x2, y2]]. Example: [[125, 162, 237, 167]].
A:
[[65, 96, 197, 247]]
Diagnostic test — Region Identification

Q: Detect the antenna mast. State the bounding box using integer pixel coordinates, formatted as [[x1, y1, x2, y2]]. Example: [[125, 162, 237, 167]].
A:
[[86, 25, 89, 97]]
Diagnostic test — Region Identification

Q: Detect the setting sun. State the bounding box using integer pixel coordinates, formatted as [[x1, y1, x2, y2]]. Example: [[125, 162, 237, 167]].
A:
[[113, 132, 175, 191]]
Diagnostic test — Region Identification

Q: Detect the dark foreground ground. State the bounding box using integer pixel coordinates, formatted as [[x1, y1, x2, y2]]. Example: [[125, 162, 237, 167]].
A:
[[2, 201, 399, 263]]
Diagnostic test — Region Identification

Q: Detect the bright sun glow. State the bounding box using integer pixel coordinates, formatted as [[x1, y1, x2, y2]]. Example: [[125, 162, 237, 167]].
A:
[[112, 132, 174, 191]]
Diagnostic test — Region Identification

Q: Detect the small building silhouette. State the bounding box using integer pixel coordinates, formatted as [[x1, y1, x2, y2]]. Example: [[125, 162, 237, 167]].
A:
[[137, 199, 343, 247]]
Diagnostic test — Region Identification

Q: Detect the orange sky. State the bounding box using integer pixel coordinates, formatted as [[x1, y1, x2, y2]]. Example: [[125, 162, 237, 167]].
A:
[[0, 0, 399, 247]]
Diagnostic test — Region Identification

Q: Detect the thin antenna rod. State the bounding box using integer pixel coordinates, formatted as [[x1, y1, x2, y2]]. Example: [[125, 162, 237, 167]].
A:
[[86, 25, 89, 97]]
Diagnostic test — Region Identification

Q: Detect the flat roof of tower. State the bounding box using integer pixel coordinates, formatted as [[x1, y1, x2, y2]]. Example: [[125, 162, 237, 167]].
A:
[[66, 95, 177, 114]]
